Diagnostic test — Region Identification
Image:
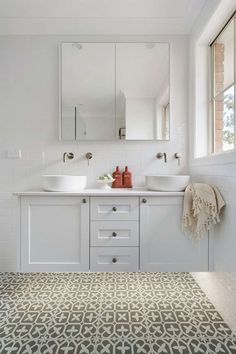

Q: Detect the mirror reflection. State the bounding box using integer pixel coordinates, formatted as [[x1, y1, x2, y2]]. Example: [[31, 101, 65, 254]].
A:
[[61, 42, 170, 141], [61, 43, 116, 140], [116, 43, 170, 140]]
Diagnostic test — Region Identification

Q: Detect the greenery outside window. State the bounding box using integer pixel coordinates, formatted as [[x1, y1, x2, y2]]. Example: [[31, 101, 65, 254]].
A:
[[210, 14, 235, 153]]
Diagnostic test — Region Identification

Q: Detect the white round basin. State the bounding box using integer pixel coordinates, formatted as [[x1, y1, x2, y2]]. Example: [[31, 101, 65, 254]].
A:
[[146, 175, 190, 192], [42, 175, 87, 192]]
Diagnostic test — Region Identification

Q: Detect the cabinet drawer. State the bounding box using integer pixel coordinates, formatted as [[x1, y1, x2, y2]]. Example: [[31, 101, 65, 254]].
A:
[[90, 221, 139, 247], [90, 247, 139, 272], [90, 197, 139, 221]]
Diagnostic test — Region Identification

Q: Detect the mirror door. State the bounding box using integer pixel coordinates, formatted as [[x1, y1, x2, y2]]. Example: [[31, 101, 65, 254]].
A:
[[61, 43, 116, 140], [60, 42, 170, 141], [116, 43, 170, 140]]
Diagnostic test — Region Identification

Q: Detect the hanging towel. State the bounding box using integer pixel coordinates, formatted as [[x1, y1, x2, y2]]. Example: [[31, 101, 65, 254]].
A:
[[182, 183, 225, 241]]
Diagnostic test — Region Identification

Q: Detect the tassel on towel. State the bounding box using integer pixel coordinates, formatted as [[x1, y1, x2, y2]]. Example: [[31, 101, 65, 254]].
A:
[[182, 183, 225, 241]]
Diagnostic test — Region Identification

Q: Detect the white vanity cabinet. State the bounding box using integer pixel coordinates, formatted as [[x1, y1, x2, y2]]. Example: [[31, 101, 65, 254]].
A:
[[140, 196, 209, 271], [20, 196, 89, 272], [17, 192, 209, 272], [90, 197, 140, 272]]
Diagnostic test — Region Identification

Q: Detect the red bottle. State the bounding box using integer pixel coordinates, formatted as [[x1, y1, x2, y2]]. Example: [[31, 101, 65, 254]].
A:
[[112, 166, 123, 188], [123, 166, 133, 188]]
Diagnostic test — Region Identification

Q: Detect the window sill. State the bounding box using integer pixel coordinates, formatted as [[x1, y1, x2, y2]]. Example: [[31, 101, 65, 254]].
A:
[[191, 149, 236, 166]]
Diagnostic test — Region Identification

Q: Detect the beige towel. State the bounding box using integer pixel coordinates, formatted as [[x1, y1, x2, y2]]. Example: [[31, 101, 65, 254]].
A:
[[182, 183, 225, 241]]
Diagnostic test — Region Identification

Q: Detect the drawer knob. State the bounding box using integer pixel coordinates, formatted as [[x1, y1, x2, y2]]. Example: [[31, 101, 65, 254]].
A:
[[112, 232, 117, 237], [142, 198, 147, 203], [82, 198, 87, 203], [112, 257, 117, 263], [112, 207, 117, 212]]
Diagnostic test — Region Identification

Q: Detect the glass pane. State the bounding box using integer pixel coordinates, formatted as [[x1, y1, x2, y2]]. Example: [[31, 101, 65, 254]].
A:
[[214, 85, 234, 152], [213, 18, 234, 96], [116, 43, 170, 140], [61, 43, 116, 140]]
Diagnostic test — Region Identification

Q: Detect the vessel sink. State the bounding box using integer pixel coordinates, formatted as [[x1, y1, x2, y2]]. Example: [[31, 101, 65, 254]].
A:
[[146, 175, 190, 192], [42, 175, 86, 192]]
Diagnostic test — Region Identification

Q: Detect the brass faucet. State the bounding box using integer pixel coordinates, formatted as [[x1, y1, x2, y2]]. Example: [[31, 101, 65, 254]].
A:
[[63, 152, 74, 163]]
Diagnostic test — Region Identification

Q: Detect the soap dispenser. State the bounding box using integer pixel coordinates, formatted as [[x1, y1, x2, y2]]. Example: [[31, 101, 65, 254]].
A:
[[112, 166, 123, 188], [123, 166, 133, 188]]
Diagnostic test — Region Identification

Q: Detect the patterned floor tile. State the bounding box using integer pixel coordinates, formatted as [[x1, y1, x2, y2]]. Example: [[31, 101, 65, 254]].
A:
[[0, 272, 236, 354]]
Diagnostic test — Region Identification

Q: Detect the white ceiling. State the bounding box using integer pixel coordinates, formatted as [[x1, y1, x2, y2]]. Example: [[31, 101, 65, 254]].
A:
[[0, 0, 209, 35]]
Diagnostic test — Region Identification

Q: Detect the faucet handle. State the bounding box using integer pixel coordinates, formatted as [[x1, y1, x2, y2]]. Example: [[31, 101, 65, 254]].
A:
[[174, 153, 182, 159], [85, 152, 93, 166], [174, 153, 182, 166]]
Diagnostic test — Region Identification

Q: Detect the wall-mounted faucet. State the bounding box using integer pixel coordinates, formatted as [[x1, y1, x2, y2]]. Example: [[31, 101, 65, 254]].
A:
[[156, 152, 167, 163], [85, 152, 93, 165], [63, 152, 74, 163], [174, 153, 182, 166]]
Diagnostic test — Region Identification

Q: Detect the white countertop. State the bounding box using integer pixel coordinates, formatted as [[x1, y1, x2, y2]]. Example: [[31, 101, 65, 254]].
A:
[[14, 188, 184, 197]]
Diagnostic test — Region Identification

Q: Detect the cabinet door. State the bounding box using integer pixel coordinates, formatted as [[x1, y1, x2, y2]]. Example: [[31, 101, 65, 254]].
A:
[[20, 196, 89, 272], [140, 197, 208, 271], [61, 43, 116, 141]]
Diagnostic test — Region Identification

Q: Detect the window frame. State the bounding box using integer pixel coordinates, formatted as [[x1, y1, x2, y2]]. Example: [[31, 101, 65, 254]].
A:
[[209, 12, 236, 155]]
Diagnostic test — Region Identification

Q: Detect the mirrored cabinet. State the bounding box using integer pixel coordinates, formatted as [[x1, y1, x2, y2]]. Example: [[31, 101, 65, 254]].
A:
[[60, 42, 170, 141]]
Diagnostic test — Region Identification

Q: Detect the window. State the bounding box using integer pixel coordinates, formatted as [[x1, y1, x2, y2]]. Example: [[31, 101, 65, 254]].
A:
[[211, 14, 235, 153]]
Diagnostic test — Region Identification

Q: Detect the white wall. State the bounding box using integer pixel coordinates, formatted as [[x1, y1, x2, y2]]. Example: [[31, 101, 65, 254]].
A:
[[189, 0, 236, 334], [0, 0, 208, 36], [190, 171, 236, 272], [125, 98, 155, 140], [0, 35, 188, 271], [189, 0, 236, 271]]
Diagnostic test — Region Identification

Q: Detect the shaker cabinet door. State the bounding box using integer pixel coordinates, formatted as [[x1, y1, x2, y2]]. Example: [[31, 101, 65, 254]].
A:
[[140, 197, 208, 272], [20, 196, 89, 272]]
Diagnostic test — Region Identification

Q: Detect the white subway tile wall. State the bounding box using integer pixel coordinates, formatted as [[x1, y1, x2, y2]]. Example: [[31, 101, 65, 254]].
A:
[[190, 170, 236, 272], [0, 36, 188, 271], [189, 168, 236, 332]]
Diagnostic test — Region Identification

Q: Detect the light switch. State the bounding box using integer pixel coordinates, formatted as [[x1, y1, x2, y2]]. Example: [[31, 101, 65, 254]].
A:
[[6, 148, 22, 159]]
